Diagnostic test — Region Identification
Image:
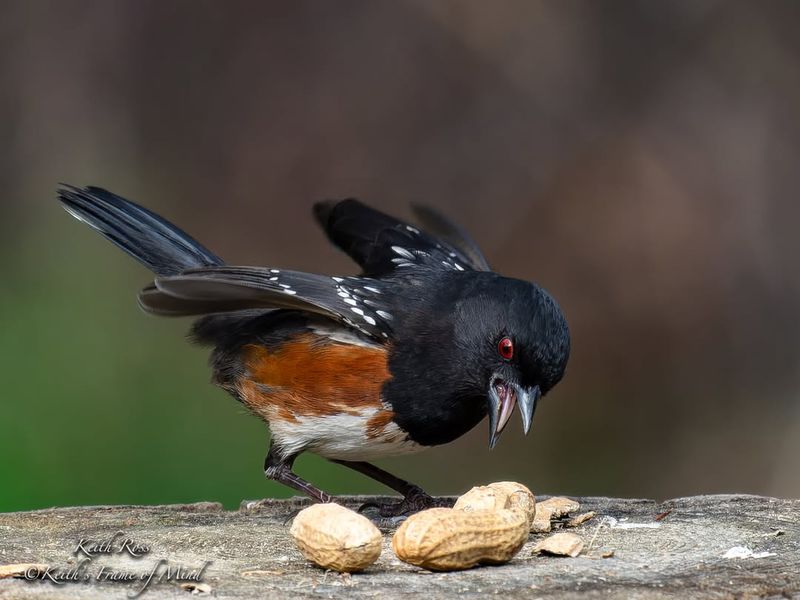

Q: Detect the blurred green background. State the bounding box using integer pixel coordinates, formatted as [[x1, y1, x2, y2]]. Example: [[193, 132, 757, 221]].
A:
[[2, 0, 800, 513]]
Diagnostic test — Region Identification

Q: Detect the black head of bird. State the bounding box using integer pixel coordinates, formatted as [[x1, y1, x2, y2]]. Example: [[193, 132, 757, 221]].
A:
[[381, 271, 569, 450]]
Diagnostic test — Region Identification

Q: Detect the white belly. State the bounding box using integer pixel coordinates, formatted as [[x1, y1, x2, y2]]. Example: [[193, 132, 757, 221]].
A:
[[266, 407, 424, 460]]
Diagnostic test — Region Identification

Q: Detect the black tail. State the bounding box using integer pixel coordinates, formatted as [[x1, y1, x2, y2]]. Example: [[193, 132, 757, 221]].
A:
[[58, 185, 224, 276]]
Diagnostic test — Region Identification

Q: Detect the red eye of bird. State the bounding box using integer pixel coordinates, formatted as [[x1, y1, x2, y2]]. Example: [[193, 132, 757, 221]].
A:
[[498, 337, 514, 360]]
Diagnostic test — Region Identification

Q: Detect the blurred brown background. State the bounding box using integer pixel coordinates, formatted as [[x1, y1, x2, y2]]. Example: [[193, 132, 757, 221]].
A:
[[1, 0, 799, 512]]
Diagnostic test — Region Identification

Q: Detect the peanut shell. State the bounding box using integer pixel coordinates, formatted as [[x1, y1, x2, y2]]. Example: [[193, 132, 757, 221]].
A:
[[532, 532, 584, 557], [531, 496, 580, 533], [454, 481, 536, 528]]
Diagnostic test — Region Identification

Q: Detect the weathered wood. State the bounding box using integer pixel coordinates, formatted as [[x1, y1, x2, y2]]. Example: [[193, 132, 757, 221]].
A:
[[0, 495, 798, 599]]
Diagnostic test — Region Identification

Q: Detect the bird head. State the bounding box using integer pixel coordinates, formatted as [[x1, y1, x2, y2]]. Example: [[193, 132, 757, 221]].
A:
[[449, 274, 570, 448]]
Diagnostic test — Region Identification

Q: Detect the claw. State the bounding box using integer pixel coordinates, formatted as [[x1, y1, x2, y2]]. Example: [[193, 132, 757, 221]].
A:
[[356, 501, 383, 514], [357, 491, 453, 520]]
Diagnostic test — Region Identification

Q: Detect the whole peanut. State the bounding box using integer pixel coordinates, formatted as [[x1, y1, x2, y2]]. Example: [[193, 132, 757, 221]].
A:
[[392, 507, 529, 571], [290, 503, 382, 572]]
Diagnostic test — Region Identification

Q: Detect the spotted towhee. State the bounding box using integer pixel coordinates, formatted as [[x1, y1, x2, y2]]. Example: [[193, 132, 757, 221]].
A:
[[59, 185, 570, 516]]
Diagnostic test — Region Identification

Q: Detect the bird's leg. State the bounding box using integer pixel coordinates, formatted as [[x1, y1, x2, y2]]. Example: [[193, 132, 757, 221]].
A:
[[332, 460, 453, 517], [264, 443, 332, 503]]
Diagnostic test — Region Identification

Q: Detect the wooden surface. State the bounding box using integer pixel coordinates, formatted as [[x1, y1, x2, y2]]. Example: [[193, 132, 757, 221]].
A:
[[0, 495, 798, 599]]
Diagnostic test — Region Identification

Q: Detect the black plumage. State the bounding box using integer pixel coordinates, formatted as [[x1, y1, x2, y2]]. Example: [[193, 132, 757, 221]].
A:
[[58, 185, 570, 516], [59, 185, 222, 275]]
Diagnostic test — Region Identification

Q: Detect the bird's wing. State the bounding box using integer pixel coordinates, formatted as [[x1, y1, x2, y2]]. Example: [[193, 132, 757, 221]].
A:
[[139, 266, 395, 340], [313, 199, 490, 276], [409, 204, 491, 271]]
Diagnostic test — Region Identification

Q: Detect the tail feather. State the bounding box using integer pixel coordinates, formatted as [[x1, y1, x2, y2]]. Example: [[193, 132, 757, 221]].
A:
[[58, 185, 223, 276]]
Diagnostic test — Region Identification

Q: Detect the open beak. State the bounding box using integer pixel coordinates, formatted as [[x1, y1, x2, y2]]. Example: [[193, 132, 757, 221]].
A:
[[487, 377, 541, 449]]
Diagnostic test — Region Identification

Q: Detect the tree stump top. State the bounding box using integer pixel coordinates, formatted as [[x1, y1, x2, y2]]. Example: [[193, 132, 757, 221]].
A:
[[0, 494, 798, 598]]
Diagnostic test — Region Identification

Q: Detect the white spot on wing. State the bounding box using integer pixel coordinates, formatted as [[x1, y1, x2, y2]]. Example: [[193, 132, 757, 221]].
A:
[[310, 324, 381, 348], [392, 246, 415, 260], [391, 258, 413, 266]]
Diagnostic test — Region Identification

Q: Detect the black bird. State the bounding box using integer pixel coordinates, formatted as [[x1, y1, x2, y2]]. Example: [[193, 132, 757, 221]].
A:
[[58, 185, 570, 516]]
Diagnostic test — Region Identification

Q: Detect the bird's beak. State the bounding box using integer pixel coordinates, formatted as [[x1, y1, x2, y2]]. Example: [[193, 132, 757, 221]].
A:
[[518, 384, 541, 436], [487, 377, 541, 449]]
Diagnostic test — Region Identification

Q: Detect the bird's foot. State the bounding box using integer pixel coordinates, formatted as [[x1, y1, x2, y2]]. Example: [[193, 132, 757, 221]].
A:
[[358, 486, 454, 524]]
